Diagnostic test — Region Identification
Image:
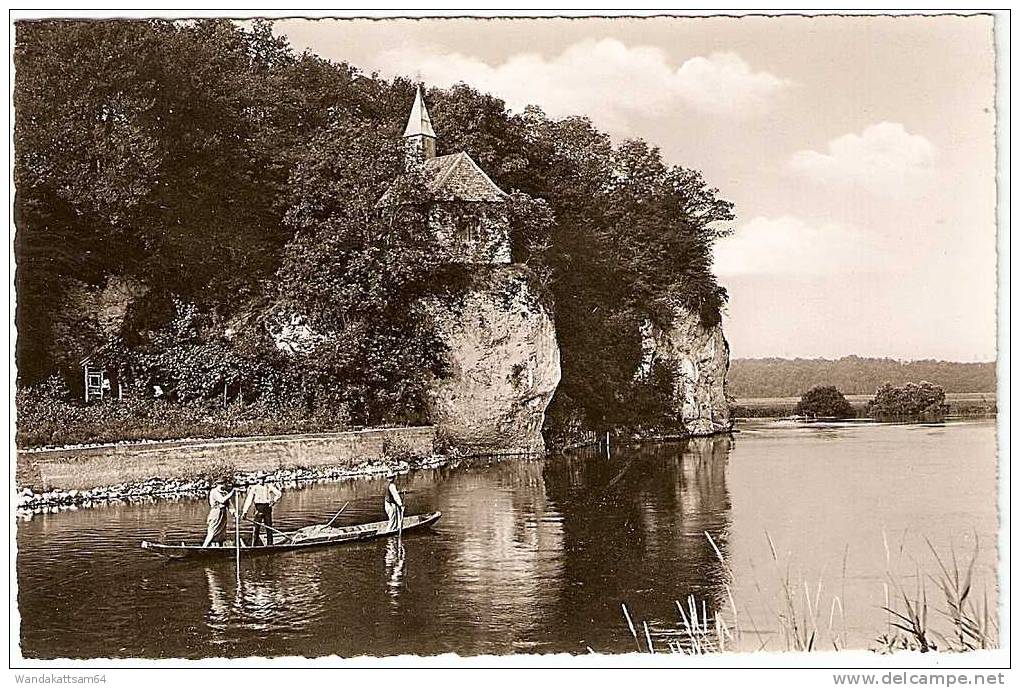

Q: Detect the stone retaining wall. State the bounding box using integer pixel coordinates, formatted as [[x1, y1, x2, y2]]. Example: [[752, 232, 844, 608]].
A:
[[16, 426, 437, 492]]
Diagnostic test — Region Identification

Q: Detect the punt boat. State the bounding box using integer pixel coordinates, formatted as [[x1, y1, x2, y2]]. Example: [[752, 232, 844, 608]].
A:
[[140, 511, 441, 559]]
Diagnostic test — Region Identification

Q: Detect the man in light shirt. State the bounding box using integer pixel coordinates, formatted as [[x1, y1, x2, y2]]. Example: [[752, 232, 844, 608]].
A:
[[243, 475, 282, 546], [384, 472, 404, 533]]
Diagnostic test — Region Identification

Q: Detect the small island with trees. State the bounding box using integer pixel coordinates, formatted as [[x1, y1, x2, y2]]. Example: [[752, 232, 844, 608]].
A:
[[742, 378, 982, 422]]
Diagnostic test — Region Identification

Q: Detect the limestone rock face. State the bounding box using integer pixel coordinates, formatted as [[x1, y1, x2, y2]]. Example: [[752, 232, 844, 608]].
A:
[[427, 267, 561, 454], [641, 305, 731, 436]]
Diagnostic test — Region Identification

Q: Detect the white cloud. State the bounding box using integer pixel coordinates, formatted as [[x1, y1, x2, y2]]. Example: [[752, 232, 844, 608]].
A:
[[371, 39, 791, 128], [788, 122, 936, 198], [714, 215, 889, 277], [673, 52, 790, 115]]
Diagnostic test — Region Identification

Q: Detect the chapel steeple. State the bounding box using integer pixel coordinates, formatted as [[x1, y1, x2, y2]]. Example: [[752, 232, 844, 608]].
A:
[[403, 85, 437, 163], [378, 85, 511, 265]]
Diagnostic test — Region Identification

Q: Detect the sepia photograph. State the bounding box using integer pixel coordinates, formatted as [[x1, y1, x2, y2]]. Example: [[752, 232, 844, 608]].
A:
[[7, 7, 1009, 679]]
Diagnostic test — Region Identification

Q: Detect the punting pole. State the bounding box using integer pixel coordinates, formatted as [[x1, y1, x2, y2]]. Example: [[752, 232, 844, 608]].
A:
[[234, 489, 242, 584], [239, 513, 294, 542], [324, 502, 350, 529]]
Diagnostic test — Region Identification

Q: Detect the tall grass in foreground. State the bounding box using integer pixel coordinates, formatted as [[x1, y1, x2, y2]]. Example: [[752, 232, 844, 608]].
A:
[[620, 532, 996, 654], [876, 535, 997, 653]]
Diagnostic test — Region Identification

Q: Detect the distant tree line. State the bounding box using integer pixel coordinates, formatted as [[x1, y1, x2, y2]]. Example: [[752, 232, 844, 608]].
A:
[[734, 380, 992, 420], [14, 19, 732, 446], [729, 357, 995, 398]]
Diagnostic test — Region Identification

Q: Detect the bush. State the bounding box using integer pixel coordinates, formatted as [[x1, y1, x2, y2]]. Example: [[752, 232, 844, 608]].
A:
[[382, 435, 430, 465], [15, 382, 357, 449], [866, 381, 948, 420], [794, 385, 856, 418]]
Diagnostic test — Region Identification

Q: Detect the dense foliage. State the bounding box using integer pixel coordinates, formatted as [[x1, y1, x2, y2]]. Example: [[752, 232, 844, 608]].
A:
[[15, 378, 353, 448], [15, 19, 732, 444], [866, 381, 949, 420], [729, 357, 996, 398], [793, 385, 855, 418]]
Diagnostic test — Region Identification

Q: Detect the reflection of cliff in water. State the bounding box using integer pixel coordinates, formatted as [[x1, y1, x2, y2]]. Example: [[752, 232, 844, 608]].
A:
[[542, 435, 733, 651], [428, 458, 566, 653]]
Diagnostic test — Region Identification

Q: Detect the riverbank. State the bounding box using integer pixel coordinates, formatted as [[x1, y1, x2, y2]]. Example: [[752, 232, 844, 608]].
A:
[[15, 422, 737, 512], [15, 454, 455, 514], [16, 426, 441, 511]]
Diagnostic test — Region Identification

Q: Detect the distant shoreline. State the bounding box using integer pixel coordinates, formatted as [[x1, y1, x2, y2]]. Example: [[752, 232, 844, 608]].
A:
[[731, 392, 997, 419], [728, 357, 996, 399]]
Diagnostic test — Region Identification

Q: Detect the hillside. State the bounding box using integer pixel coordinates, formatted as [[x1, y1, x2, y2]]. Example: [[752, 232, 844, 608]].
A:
[[14, 19, 732, 445], [729, 357, 996, 398]]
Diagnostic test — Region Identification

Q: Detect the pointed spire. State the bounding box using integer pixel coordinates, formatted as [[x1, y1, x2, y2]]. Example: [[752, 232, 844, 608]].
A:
[[402, 85, 437, 163], [403, 85, 436, 138]]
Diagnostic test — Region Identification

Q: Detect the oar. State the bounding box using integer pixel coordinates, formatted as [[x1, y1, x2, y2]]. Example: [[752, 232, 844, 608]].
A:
[[324, 502, 350, 529]]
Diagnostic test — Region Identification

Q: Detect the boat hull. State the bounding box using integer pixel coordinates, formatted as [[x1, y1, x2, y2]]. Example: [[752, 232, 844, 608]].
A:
[[140, 511, 441, 559]]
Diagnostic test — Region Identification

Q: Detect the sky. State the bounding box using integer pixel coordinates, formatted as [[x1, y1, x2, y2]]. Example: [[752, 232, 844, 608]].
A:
[[276, 14, 999, 362]]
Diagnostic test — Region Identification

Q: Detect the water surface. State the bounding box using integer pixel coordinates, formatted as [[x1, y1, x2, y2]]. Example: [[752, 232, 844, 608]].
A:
[[17, 418, 997, 657]]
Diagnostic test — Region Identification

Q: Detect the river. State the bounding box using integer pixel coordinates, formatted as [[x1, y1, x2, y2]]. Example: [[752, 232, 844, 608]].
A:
[[16, 418, 998, 658]]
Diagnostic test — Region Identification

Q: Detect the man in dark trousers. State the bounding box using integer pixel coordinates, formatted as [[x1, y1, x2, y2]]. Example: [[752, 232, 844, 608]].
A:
[[243, 475, 282, 546]]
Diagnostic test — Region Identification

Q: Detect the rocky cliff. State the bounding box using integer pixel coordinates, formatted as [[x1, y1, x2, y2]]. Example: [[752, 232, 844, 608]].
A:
[[426, 267, 561, 454], [639, 305, 731, 436]]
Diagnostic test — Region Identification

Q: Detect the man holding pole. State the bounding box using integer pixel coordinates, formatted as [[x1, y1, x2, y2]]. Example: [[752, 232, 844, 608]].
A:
[[384, 472, 403, 534], [243, 475, 283, 546]]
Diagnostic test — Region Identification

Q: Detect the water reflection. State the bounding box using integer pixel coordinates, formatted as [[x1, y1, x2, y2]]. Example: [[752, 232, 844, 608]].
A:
[[204, 566, 233, 638], [542, 436, 733, 650], [384, 538, 406, 603], [432, 458, 566, 653], [16, 434, 735, 657]]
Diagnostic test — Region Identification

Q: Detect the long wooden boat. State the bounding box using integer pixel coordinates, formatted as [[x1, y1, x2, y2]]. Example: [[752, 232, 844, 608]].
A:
[[140, 511, 441, 559]]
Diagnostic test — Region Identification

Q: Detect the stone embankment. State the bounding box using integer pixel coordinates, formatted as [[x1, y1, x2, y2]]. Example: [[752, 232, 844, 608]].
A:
[[16, 455, 450, 513], [16, 426, 438, 512]]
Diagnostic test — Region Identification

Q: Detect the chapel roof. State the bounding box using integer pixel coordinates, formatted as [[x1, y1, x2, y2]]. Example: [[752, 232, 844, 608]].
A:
[[377, 151, 508, 207]]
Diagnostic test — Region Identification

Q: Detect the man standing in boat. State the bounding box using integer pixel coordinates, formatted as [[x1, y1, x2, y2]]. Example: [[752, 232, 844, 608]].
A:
[[202, 477, 237, 547], [243, 474, 283, 546], [384, 472, 404, 533]]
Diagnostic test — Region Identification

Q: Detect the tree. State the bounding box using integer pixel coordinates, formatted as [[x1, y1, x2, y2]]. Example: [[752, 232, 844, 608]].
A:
[[15, 19, 736, 442], [794, 385, 855, 418], [273, 119, 467, 426], [867, 381, 949, 420], [14, 19, 346, 383]]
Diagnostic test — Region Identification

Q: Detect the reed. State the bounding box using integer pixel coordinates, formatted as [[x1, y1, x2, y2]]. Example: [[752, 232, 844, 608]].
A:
[[621, 603, 642, 653], [618, 531, 996, 655], [880, 566, 935, 652], [878, 536, 997, 652]]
